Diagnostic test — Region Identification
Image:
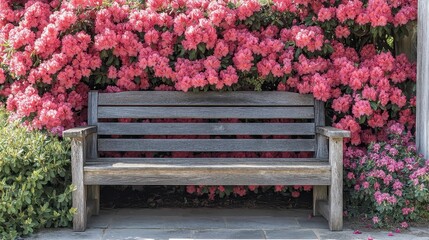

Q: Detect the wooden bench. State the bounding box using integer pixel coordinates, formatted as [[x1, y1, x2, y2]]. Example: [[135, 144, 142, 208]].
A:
[[63, 91, 350, 232]]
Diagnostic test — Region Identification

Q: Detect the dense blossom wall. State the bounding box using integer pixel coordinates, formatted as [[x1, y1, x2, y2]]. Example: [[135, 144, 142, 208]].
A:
[[0, 0, 421, 206], [0, 0, 417, 139]]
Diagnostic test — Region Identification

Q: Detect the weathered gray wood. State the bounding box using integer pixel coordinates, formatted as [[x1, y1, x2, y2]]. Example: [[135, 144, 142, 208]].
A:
[[67, 91, 347, 231], [316, 127, 350, 138], [71, 138, 87, 232], [87, 91, 99, 159], [98, 139, 316, 152], [98, 123, 316, 136], [329, 137, 343, 231], [417, 1, 429, 159], [86, 199, 95, 220], [315, 101, 328, 158], [85, 161, 331, 169], [85, 134, 95, 163], [88, 91, 98, 125], [87, 91, 100, 216], [86, 158, 329, 164], [85, 135, 100, 216], [84, 162, 331, 185], [63, 126, 97, 138], [313, 186, 327, 216], [316, 200, 330, 222], [84, 172, 330, 185], [87, 186, 99, 215], [98, 106, 315, 119], [98, 91, 315, 106], [314, 101, 329, 216]]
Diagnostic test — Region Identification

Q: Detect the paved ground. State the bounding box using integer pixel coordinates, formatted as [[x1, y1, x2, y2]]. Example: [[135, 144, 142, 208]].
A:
[[26, 208, 429, 240]]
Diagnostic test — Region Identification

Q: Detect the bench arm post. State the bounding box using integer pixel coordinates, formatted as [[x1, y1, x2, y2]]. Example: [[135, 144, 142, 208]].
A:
[[63, 126, 97, 231], [327, 136, 343, 231], [63, 126, 97, 167], [316, 126, 350, 231], [63, 126, 97, 138]]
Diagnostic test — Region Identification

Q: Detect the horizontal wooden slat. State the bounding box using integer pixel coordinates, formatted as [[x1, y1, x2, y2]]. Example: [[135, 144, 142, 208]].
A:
[[98, 107, 315, 119], [98, 91, 315, 106], [97, 123, 316, 135], [83, 160, 330, 185], [86, 158, 328, 164], [98, 139, 315, 152]]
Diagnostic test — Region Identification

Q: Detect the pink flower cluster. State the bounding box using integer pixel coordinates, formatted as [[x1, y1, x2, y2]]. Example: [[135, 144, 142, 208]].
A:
[[283, 44, 415, 146], [344, 124, 429, 228], [0, 0, 419, 201], [0, 0, 417, 135], [0, 0, 102, 132], [185, 184, 312, 200], [334, 0, 417, 27]]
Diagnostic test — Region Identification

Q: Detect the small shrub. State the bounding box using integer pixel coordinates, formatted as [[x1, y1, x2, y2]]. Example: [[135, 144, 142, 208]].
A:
[[345, 123, 429, 228], [0, 109, 74, 239]]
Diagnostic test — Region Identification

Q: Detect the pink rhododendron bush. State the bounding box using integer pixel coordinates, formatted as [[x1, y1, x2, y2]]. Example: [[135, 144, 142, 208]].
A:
[[0, 0, 424, 228], [345, 123, 429, 228]]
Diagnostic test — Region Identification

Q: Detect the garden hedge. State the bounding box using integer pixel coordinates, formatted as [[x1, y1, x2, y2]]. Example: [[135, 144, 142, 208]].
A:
[[0, 109, 73, 239]]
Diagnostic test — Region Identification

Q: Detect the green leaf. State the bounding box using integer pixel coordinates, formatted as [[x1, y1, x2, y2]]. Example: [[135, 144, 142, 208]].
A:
[[106, 55, 115, 66], [294, 48, 302, 59], [114, 58, 120, 66], [179, 46, 186, 57], [370, 101, 378, 110], [197, 44, 206, 54], [189, 49, 197, 60]]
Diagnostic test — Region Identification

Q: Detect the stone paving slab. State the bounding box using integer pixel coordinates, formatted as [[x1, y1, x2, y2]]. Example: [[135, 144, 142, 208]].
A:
[[296, 217, 329, 230], [110, 215, 172, 229], [25, 208, 429, 240], [167, 216, 227, 229], [193, 229, 266, 239], [26, 228, 104, 240], [224, 216, 300, 230], [314, 229, 429, 240], [264, 229, 318, 239], [103, 229, 193, 240]]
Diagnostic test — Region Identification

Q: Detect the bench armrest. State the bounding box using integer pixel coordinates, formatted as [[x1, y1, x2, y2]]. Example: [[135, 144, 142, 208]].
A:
[[316, 126, 350, 138], [63, 126, 97, 138]]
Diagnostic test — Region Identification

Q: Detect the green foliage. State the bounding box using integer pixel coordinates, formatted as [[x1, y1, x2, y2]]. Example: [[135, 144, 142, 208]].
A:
[[0, 109, 74, 239]]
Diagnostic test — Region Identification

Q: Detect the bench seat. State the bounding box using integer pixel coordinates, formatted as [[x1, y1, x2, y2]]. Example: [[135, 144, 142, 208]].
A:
[[84, 158, 331, 185]]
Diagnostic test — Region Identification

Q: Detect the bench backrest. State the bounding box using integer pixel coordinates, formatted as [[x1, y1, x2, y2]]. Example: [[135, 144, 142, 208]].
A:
[[88, 91, 326, 157]]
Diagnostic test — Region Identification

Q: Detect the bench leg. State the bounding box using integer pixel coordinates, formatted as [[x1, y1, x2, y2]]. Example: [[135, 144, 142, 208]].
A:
[[314, 188, 343, 231], [71, 138, 87, 232], [88, 185, 100, 215], [73, 185, 87, 231], [328, 138, 343, 231], [329, 184, 343, 230], [313, 186, 327, 216]]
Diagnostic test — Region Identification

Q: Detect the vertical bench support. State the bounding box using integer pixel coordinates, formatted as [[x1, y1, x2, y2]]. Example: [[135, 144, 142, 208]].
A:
[[87, 91, 99, 216], [328, 137, 343, 231], [71, 137, 87, 232], [313, 101, 328, 216], [63, 125, 97, 232], [315, 126, 349, 231]]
